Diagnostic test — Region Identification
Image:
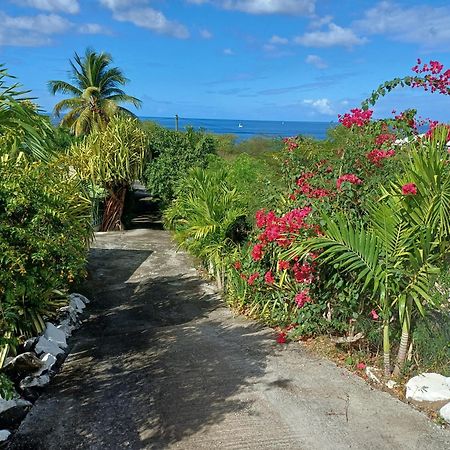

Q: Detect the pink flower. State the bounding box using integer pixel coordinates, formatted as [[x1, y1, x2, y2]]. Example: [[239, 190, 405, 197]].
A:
[[402, 183, 417, 196], [336, 174, 363, 190], [338, 108, 373, 128], [276, 332, 287, 344], [294, 290, 311, 308], [247, 272, 260, 285], [278, 260, 290, 271], [233, 261, 242, 270], [356, 362, 366, 370], [251, 243, 264, 261], [370, 309, 379, 320], [264, 271, 275, 284]]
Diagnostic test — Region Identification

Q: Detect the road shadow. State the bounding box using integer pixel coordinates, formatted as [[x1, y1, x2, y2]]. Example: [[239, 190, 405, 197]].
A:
[[9, 244, 276, 450]]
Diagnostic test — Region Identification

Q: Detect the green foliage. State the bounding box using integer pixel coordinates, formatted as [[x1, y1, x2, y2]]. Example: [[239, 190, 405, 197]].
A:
[[0, 373, 15, 400], [49, 48, 142, 136], [0, 65, 57, 162], [165, 166, 245, 275], [0, 155, 92, 351], [143, 125, 216, 204], [70, 116, 149, 188]]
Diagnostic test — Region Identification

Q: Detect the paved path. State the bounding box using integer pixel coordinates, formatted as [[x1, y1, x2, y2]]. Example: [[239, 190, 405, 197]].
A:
[[10, 229, 450, 449]]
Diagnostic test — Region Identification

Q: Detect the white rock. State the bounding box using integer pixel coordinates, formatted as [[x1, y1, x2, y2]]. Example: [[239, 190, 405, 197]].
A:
[[0, 429, 11, 442], [386, 380, 398, 389], [69, 294, 86, 313], [34, 336, 64, 357], [44, 323, 67, 349], [71, 293, 90, 304], [57, 319, 75, 337], [406, 373, 450, 403], [32, 353, 57, 378], [365, 366, 381, 384], [19, 374, 50, 390], [439, 402, 450, 424]]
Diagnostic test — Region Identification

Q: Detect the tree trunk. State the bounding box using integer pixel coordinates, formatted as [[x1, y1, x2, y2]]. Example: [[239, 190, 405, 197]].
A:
[[383, 322, 391, 377], [393, 324, 409, 377], [101, 185, 127, 231]]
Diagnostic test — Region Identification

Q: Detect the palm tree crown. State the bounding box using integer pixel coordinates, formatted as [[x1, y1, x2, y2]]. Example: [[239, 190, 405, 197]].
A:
[[49, 48, 142, 136]]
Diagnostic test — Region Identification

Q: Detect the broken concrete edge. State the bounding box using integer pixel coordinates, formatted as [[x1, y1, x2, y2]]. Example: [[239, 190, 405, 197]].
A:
[[0, 292, 91, 441]]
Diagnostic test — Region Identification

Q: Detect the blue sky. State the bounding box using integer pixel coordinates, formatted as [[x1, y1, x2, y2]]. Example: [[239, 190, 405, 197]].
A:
[[1, 0, 449, 121]]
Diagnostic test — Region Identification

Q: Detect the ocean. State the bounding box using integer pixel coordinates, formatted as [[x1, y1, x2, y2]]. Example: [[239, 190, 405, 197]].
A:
[[141, 116, 336, 141]]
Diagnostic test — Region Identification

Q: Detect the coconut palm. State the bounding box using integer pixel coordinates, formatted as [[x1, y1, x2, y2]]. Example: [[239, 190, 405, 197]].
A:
[[49, 48, 142, 136]]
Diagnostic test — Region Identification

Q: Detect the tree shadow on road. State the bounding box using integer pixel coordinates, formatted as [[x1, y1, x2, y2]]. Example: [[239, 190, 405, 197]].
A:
[[10, 247, 277, 450]]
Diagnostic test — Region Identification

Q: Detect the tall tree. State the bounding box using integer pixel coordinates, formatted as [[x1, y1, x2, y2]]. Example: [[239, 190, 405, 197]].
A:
[[49, 48, 142, 136]]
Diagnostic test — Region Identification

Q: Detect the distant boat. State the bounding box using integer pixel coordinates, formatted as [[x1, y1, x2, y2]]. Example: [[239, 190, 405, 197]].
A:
[[238, 123, 243, 128]]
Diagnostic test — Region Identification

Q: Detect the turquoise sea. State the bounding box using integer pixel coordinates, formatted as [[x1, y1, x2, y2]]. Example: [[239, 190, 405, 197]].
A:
[[141, 116, 336, 141]]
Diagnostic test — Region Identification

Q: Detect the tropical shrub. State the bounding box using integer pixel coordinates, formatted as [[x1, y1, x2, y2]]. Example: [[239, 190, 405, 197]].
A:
[[69, 116, 149, 231], [0, 65, 57, 162], [165, 166, 246, 288], [0, 154, 92, 357], [143, 125, 216, 204]]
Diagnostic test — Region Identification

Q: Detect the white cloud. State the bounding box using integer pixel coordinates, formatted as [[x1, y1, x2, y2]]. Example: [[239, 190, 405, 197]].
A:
[[78, 23, 110, 35], [200, 28, 213, 39], [269, 35, 288, 45], [305, 54, 327, 69], [309, 14, 332, 28], [223, 48, 234, 55], [100, 0, 190, 39], [187, 0, 315, 15], [303, 98, 334, 115], [0, 11, 70, 46], [11, 0, 80, 14], [354, 1, 450, 48], [294, 23, 366, 48]]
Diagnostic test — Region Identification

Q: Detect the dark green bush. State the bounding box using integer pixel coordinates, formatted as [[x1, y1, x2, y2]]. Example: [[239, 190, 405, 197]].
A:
[[143, 125, 216, 204], [0, 155, 92, 349]]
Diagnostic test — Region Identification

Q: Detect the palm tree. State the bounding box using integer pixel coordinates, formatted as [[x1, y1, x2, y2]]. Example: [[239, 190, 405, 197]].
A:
[[49, 48, 142, 136]]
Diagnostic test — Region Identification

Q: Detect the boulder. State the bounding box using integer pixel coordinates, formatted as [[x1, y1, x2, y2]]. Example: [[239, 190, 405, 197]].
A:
[[406, 373, 450, 408], [19, 374, 50, 391], [2, 353, 44, 378], [69, 295, 85, 313], [440, 402, 450, 424], [43, 323, 67, 349], [57, 319, 76, 337], [0, 398, 32, 428], [33, 353, 57, 377], [70, 293, 90, 304], [21, 337, 37, 353], [34, 336, 64, 358], [0, 430, 10, 442]]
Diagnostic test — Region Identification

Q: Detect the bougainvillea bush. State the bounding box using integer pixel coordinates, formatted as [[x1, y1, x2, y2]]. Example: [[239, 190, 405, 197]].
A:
[[167, 59, 450, 377]]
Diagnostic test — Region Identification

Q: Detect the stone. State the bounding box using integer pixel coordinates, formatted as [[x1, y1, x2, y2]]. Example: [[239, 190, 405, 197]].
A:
[[439, 402, 450, 424], [0, 429, 11, 442], [33, 353, 57, 377], [43, 323, 67, 349], [19, 374, 50, 391], [34, 337, 64, 358], [406, 373, 450, 407], [22, 337, 37, 352], [71, 293, 90, 304], [385, 380, 398, 389], [365, 366, 381, 384], [69, 295, 85, 313], [3, 353, 44, 378], [0, 398, 32, 428]]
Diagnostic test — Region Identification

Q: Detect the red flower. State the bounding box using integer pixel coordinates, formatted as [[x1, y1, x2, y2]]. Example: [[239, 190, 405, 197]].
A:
[[251, 243, 264, 261], [336, 174, 363, 190], [356, 362, 366, 370], [264, 271, 275, 284], [294, 290, 311, 308], [402, 183, 417, 195], [233, 261, 242, 270], [247, 272, 260, 285], [370, 309, 379, 320], [278, 260, 290, 271], [276, 332, 287, 344], [338, 108, 373, 128]]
